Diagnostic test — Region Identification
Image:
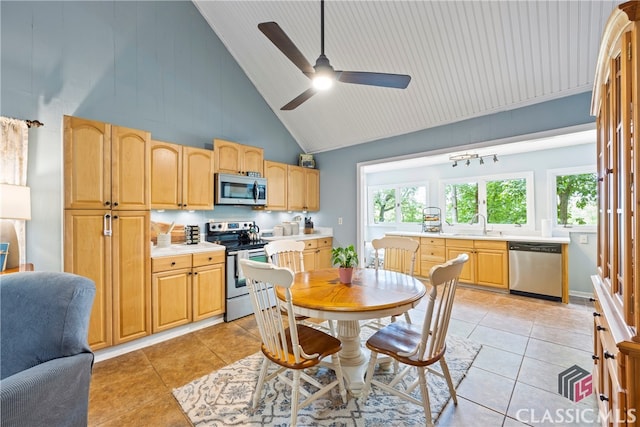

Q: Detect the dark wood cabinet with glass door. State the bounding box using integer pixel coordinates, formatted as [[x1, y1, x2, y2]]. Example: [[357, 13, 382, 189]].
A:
[[591, 2, 640, 425]]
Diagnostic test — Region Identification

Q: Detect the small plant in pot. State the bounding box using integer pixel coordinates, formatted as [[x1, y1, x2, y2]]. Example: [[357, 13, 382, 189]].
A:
[[331, 245, 359, 284]]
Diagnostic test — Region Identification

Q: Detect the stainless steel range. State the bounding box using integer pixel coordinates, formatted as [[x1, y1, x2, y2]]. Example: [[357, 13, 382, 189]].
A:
[[205, 220, 271, 322]]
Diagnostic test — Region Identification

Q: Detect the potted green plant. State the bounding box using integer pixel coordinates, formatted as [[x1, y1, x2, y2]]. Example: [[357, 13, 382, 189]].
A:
[[331, 245, 359, 284]]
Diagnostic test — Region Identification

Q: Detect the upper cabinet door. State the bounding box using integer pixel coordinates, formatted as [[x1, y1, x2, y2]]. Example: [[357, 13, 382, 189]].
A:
[[150, 140, 182, 209], [287, 165, 306, 211], [264, 160, 287, 211], [64, 116, 111, 209], [182, 146, 214, 210], [214, 139, 242, 174], [305, 168, 320, 211], [111, 126, 150, 210], [243, 146, 264, 176]]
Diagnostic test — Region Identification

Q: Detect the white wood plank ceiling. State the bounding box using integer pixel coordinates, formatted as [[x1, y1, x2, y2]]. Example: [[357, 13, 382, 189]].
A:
[[193, 0, 618, 154]]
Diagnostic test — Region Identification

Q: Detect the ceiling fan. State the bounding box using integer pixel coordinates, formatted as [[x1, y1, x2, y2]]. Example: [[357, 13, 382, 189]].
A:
[[258, 0, 411, 111]]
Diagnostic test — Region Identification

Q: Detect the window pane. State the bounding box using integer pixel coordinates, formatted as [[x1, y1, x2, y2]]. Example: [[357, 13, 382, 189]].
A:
[[444, 182, 478, 224], [486, 178, 527, 224], [555, 173, 597, 226], [400, 186, 426, 223], [372, 188, 396, 223]]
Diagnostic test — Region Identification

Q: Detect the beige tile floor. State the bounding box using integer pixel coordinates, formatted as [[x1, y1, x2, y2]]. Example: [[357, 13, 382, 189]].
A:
[[88, 287, 597, 426]]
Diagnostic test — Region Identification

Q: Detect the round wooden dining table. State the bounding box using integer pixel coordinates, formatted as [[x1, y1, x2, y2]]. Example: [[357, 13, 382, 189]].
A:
[[275, 267, 427, 396]]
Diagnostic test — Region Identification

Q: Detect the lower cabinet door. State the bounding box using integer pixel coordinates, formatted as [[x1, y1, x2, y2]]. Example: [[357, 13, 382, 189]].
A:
[[193, 264, 225, 321], [152, 269, 192, 332]]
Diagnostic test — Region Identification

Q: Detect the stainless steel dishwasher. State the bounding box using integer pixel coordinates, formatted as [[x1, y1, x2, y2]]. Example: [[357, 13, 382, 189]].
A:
[[508, 241, 562, 301]]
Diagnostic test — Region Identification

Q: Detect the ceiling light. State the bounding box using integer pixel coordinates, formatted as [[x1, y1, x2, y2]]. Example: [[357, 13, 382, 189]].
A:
[[465, 159, 471, 166], [479, 157, 484, 165], [312, 55, 335, 91], [493, 154, 498, 162], [452, 161, 458, 168]]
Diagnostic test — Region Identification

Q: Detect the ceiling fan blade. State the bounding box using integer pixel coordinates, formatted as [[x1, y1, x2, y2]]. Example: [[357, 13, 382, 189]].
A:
[[337, 71, 411, 89], [281, 88, 317, 110], [258, 22, 314, 75]]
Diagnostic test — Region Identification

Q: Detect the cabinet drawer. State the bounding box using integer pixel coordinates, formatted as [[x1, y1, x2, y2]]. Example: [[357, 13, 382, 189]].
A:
[[421, 246, 446, 261], [302, 239, 318, 249], [421, 237, 445, 247], [421, 260, 445, 276], [152, 254, 192, 273], [317, 237, 333, 248], [445, 239, 474, 248], [192, 251, 225, 267], [474, 240, 507, 250]]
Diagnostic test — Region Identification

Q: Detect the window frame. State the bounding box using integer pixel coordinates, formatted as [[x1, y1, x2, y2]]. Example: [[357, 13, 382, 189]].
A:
[[367, 181, 429, 226], [547, 165, 597, 232], [439, 171, 535, 231]]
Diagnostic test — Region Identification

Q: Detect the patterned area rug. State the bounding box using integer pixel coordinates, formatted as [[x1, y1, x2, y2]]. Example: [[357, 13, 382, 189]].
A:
[[173, 334, 481, 426]]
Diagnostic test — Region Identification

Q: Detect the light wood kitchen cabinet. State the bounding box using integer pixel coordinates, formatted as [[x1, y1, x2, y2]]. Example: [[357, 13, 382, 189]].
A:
[[445, 239, 508, 289], [214, 139, 264, 176], [420, 237, 446, 277], [64, 115, 150, 210], [64, 209, 151, 349], [300, 237, 333, 270], [64, 115, 151, 350], [264, 160, 288, 211], [150, 140, 213, 210], [288, 165, 320, 211], [151, 251, 225, 333], [591, 3, 640, 424]]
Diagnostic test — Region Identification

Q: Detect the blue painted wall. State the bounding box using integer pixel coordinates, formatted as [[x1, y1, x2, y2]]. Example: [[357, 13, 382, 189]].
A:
[[1, 1, 303, 271]]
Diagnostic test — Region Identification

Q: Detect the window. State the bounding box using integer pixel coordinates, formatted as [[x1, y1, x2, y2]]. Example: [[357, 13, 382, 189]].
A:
[[368, 183, 428, 225], [548, 167, 597, 229], [441, 172, 534, 229]]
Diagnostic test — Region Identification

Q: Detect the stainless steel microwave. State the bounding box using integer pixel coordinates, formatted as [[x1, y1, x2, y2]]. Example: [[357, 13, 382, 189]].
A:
[[215, 173, 267, 206]]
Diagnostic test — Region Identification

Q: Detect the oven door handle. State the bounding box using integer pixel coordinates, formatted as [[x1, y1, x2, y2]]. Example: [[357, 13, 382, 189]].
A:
[[253, 181, 258, 203]]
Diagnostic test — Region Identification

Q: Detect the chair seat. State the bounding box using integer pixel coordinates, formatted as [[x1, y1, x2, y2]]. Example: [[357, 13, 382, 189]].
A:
[[262, 324, 342, 370], [366, 322, 445, 367]]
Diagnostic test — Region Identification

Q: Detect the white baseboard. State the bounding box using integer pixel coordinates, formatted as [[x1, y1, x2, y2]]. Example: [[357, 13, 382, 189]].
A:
[[568, 290, 593, 299], [94, 315, 225, 363]]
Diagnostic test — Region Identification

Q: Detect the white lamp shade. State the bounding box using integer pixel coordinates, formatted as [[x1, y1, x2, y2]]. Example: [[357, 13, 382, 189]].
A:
[[0, 184, 31, 220]]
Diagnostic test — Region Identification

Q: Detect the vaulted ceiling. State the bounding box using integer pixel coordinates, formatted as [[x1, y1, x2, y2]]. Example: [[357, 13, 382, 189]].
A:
[[193, 0, 618, 154]]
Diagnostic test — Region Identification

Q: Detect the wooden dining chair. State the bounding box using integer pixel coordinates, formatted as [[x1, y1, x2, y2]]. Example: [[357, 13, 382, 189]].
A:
[[265, 240, 335, 335], [368, 236, 420, 326], [360, 253, 469, 427], [240, 259, 347, 426]]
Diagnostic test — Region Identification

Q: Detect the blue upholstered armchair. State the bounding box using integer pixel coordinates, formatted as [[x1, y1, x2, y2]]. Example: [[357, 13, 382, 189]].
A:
[[1, 272, 95, 427]]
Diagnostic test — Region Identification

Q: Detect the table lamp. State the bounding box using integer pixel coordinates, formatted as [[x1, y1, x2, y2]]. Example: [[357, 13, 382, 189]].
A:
[[0, 184, 31, 271]]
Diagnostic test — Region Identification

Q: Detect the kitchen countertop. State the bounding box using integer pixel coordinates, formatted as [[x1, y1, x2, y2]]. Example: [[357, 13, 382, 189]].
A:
[[386, 231, 570, 244], [151, 241, 225, 257], [261, 226, 333, 242]]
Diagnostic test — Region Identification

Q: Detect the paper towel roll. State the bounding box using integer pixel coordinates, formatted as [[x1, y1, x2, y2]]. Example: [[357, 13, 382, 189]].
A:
[[541, 219, 552, 237]]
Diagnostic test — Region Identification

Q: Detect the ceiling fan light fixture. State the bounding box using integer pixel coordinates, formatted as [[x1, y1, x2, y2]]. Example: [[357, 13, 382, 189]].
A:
[[312, 73, 334, 90]]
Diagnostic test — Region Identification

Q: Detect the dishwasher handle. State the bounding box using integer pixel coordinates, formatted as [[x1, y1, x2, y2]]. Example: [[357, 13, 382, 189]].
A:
[[508, 241, 562, 254]]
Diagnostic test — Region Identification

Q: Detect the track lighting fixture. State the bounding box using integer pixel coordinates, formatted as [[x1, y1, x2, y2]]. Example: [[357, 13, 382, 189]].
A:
[[449, 152, 498, 167]]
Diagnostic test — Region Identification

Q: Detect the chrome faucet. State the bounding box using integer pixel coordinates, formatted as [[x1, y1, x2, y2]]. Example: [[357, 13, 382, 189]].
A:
[[470, 213, 487, 235]]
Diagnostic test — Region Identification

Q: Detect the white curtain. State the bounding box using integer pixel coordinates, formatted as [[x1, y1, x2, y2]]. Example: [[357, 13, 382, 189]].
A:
[[1, 117, 29, 266]]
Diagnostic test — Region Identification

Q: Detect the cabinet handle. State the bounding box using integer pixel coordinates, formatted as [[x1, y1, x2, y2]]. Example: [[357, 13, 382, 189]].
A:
[[604, 351, 615, 359], [597, 176, 604, 182], [589, 297, 596, 302], [105, 201, 111, 206], [113, 215, 118, 219], [171, 262, 176, 266], [194, 272, 198, 275], [599, 394, 609, 402], [592, 354, 599, 360], [597, 325, 606, 331], [208, 257, 212, 261], [606, 168, 614, 175], [113, 202, 119, 207], [593, 312, 601, 317]]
